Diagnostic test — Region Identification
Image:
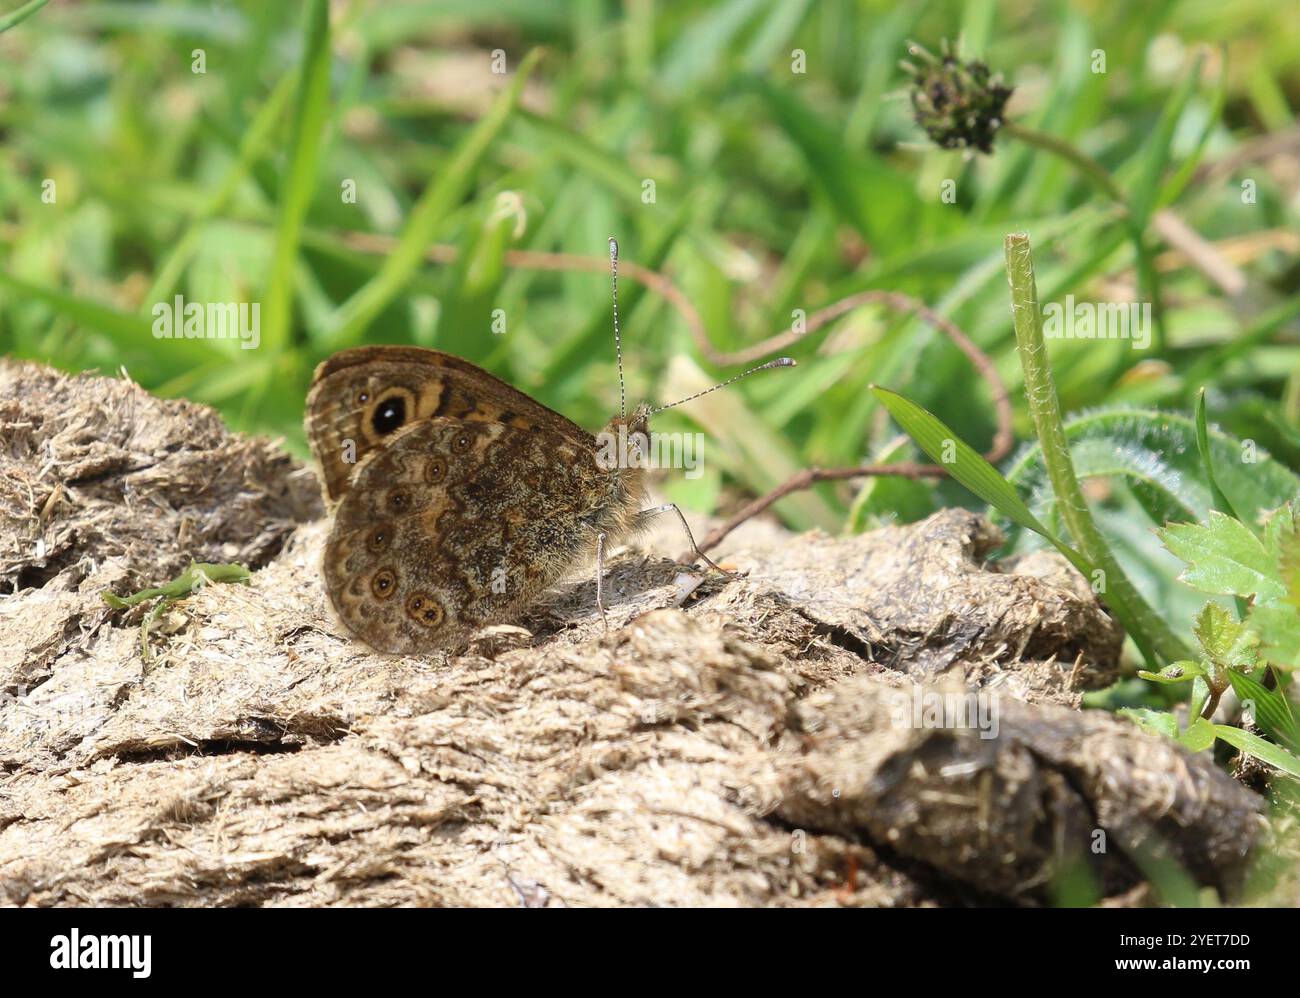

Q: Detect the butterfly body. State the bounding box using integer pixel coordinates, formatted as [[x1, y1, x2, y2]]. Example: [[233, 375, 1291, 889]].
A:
[[306, 345, 648, 654]]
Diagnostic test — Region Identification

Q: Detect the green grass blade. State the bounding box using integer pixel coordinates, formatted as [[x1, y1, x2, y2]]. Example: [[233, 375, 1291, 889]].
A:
[[145, 70, 297, 305], [0, 0, 48, 33], [261, 0, 333, 355], [0, 271, 215, 369], [1225, 669, 1299, 751], [325, 48, 542, 350], [1213, 724, 1300, 779], [871, 385, 1102, 584], [1128, 51, 1204, 228]]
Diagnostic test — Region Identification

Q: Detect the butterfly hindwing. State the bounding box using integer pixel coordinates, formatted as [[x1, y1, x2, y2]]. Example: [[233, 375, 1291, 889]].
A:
[[321, 415, 606, 654]]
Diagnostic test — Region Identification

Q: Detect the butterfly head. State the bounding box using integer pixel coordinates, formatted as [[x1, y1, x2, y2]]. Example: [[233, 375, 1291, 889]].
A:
[[595, 402, 651, 475]]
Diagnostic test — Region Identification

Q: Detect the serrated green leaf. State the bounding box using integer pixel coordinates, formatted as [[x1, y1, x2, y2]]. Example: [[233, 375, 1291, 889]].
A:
[[1159, 512, 1286, 601], [1193, 603, 1258, 671], [1262, 503, 1296, 552], [1250, 604, 1300, 671], [1273, 508, 1300, 612]]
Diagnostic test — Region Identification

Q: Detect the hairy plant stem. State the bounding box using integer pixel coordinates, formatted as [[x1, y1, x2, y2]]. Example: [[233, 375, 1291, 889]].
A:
[[1004, 233, 1191, 667]]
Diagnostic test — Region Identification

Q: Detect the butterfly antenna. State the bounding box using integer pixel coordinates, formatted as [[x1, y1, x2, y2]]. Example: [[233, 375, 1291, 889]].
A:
[[649, 358, 796, 415], [608, 236, 626, 420]]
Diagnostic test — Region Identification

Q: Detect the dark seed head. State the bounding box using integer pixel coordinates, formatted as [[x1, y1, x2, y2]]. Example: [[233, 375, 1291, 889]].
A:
[[903, 41, 1012, 155]]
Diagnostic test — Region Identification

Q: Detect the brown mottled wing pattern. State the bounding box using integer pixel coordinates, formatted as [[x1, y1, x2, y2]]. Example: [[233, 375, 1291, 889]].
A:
[[306, 346, 590, 503], [322, 416, 607, 654]]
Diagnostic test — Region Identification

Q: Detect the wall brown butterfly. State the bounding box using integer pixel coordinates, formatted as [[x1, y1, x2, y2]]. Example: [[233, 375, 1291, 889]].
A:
[[305, 239, 792, 654]]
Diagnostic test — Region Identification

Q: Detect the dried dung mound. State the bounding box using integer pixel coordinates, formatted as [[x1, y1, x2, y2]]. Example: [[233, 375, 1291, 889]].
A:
[[0, 360, 1263, 906]]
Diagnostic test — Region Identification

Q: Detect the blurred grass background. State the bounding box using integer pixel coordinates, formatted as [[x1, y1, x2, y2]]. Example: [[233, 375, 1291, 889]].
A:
[[1, 0, 1297, 548]]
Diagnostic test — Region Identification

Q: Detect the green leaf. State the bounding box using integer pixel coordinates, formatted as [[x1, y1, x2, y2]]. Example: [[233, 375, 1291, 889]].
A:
[[872, 385, 1111, 617], [752, 78, 921, 250], [1196, 390, 1250, 620], [1159, 512, 1287, 602], [1119, 707, 1179, 740], [872, 387, 1049, 539], [1212, 724, 1300, 779], [1192, 602, 1258, 671], [1138, 660, 1206, 685], [1156, 46, 1228, 210], [1003, 407, 1300, 539], [433, 197, 518, 361], [1273, 507, 1300, 611], [146, 69, 298, 304], [1189, 675, 1210, 721], [1179, 716, 1217, 753], [1195, 390, 1241, 521], [1250, 604, 1300, 671], [1225, 670, 1300, 752], [1128, 51, 1203, 228], [0, 270, 217, 373]]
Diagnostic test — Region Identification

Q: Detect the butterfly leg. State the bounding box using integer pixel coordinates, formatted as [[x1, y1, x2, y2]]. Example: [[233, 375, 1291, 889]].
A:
[[595, 531, 609, 631], [636, 503, 731, 577]]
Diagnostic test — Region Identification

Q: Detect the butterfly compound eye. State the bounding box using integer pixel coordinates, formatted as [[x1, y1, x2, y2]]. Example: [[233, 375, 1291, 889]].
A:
[[371, 395, 406, 435]]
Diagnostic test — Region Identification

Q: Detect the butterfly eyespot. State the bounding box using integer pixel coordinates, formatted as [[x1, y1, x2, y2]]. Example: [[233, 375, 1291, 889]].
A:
[[405, 592, 444, 628], [451, 432, 473, 454], [366, 524, 392, 552], [357, 391, 370, 404], [370, 569, 397, 599], [425, 458, 447, 484], [389, 489, 411, 513], [371, 395, 406, 435]]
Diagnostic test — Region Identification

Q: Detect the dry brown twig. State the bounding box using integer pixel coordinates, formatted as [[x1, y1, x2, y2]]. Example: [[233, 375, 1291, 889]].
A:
[[337, 232, 1015, 555]]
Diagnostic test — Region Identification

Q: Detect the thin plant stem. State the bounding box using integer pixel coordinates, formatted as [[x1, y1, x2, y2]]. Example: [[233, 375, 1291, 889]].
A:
[[1004, 233, 1191, 666], [1002, 121, 1125, 201]]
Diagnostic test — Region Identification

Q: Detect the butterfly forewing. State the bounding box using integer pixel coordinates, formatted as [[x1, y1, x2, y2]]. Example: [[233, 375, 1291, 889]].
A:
[[306, 346, 591, 503]]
